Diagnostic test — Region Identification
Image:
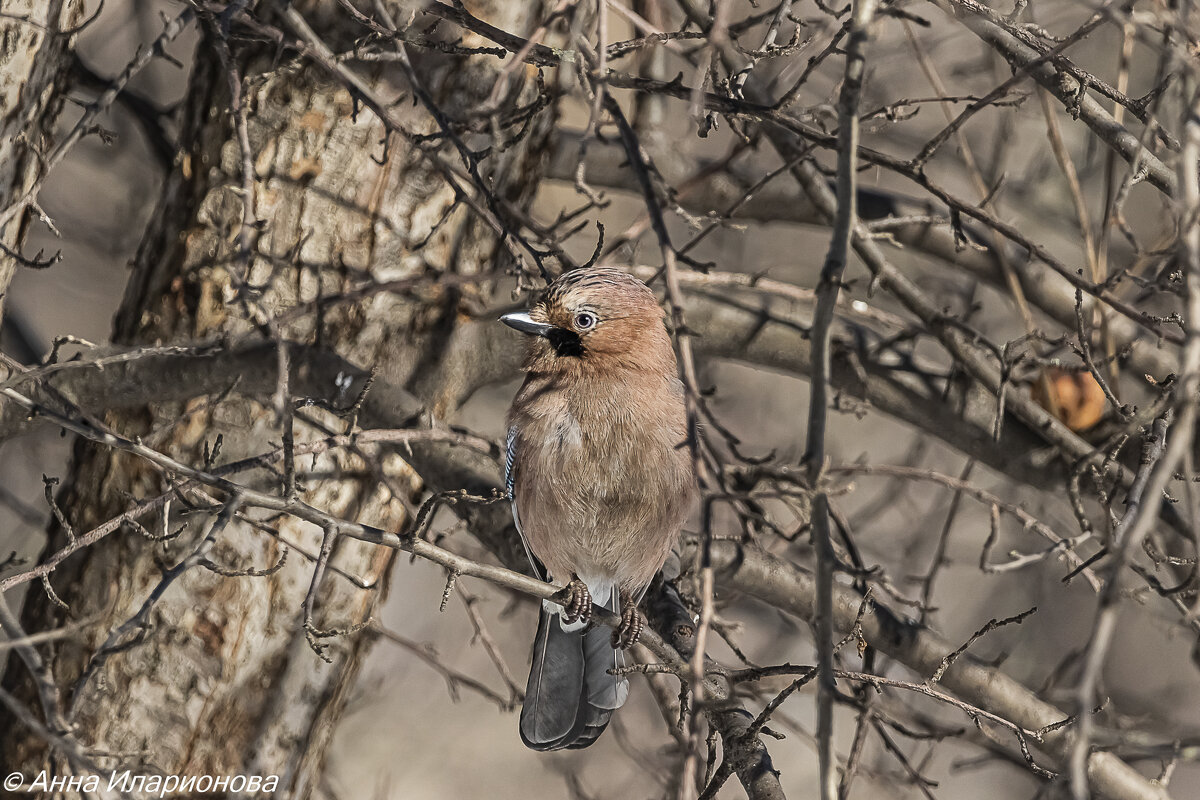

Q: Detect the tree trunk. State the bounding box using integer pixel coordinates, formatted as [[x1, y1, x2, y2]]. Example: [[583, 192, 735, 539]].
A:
[[0, 1, 85, 314], [1, 1, 554, 793]]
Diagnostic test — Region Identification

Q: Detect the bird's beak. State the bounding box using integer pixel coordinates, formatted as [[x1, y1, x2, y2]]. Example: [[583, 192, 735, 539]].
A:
[[500, 311, 556, 337]]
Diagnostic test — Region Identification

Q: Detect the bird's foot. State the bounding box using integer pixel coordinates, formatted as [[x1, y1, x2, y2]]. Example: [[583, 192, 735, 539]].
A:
[[613, 591, 642, 650], [559, 574, 592, 625]]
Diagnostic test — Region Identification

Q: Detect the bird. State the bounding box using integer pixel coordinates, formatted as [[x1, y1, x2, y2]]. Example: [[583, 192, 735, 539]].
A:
[[501, 266, 696, 751]]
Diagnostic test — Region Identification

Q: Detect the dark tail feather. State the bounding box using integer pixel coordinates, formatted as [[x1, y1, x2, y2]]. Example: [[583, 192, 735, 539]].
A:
[[520, 606, 587, 749], [520, 602, 629, 751], [563, 623, 628, 749]]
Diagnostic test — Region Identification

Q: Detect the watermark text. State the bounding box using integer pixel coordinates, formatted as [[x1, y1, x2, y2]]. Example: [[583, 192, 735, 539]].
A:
[[6, 770, 280, 796]]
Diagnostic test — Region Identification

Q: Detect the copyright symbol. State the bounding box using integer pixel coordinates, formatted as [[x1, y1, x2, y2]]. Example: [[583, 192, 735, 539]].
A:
[[4, 773, 22, 791]]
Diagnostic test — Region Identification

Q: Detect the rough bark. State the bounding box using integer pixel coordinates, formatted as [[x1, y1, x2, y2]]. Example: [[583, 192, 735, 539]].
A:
[[0, 1, 85, 314], [0, 1, 554, 793]]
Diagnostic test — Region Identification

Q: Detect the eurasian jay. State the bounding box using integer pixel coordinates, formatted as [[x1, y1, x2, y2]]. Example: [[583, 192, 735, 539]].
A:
[[501, 267, 695, 750]]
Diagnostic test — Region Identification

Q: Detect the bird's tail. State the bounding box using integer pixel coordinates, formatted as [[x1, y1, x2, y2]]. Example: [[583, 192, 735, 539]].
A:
[[519, 597, 629, 750]]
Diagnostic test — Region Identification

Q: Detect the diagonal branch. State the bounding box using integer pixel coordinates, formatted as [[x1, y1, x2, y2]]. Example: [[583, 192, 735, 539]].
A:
[[928, 0, 1177, 197]]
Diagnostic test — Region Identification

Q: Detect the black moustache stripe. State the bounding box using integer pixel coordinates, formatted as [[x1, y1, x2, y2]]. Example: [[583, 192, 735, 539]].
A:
[[547, 328, 584, 358]]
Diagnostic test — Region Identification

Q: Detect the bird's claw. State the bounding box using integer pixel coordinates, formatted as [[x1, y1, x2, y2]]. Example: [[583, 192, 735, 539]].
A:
[[613, 592, 642, 650], [561, 574, 592, 625]]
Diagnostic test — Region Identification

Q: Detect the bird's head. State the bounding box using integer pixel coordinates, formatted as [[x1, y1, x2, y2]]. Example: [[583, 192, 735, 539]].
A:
[[501, 267, 675, 374]]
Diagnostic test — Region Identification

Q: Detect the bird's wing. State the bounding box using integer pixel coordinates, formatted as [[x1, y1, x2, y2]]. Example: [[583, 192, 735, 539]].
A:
[[505, 425, 518, 498], [507, 425, 547, 581]]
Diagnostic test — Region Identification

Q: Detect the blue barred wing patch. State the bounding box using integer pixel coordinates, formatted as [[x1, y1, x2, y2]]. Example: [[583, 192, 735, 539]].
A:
[[505, 426, 518, 498], [506, 425, 545, 581]]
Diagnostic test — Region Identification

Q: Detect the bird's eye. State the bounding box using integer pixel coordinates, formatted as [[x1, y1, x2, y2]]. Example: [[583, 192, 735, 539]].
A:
[[573, 312, 597, 331]]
